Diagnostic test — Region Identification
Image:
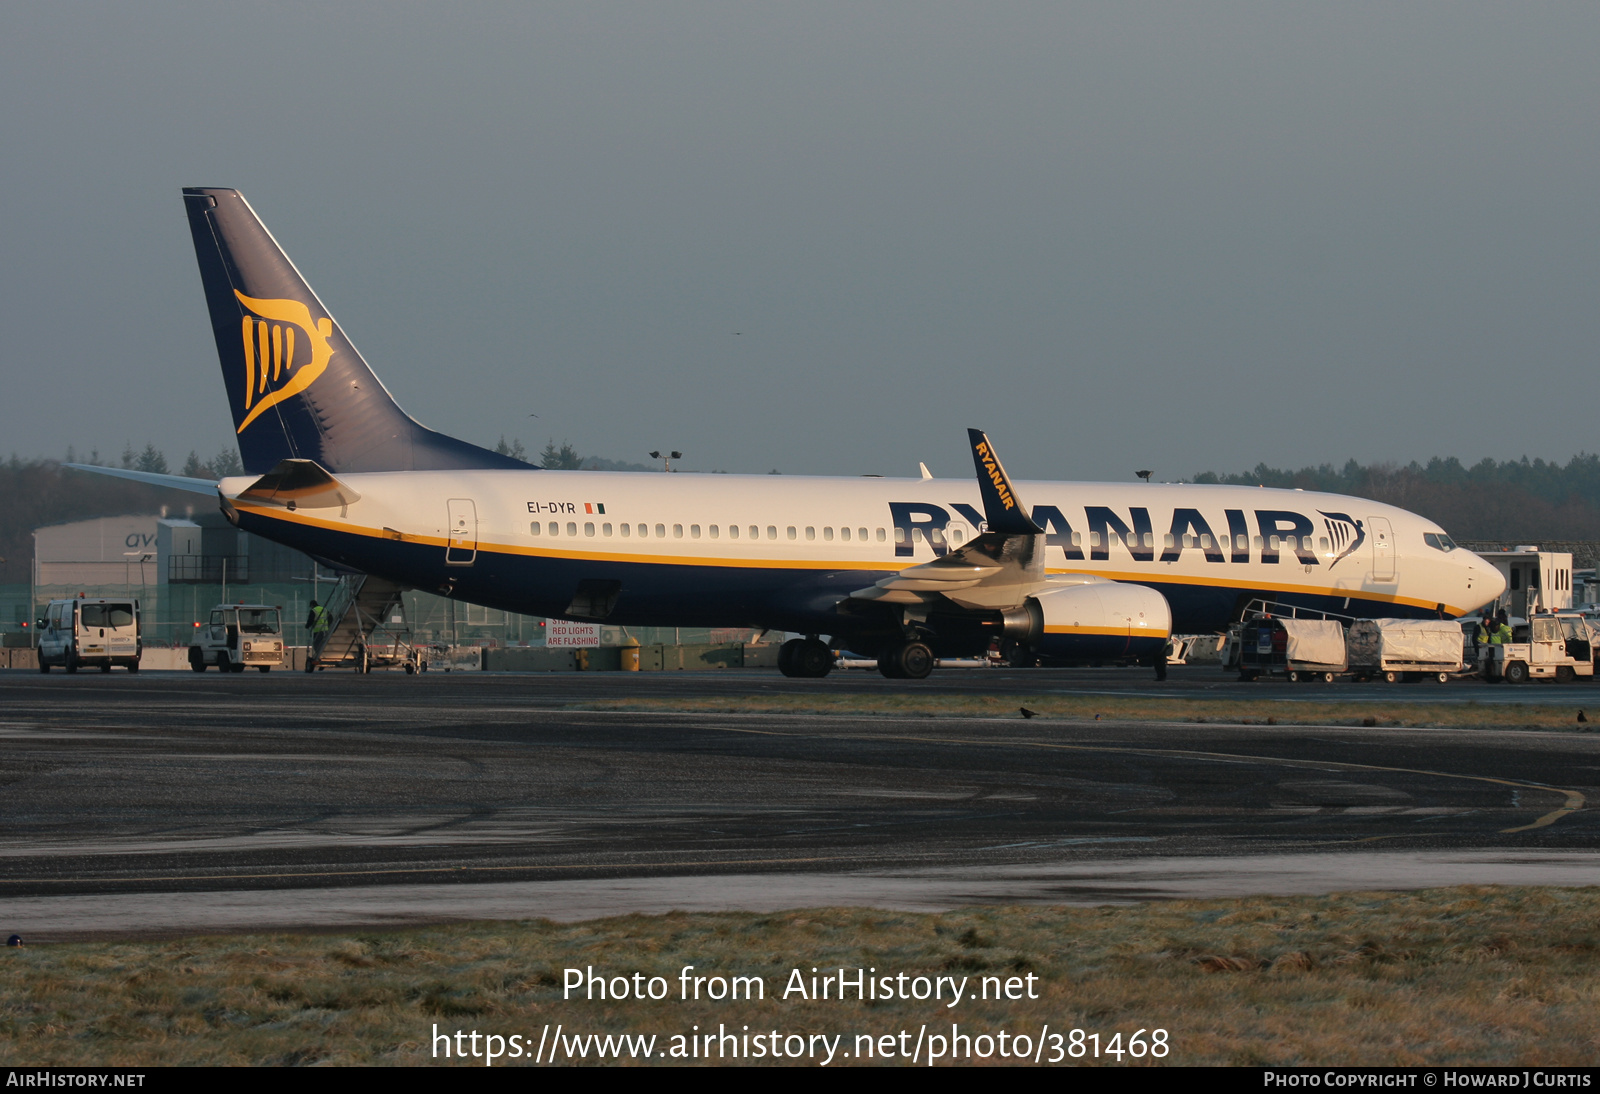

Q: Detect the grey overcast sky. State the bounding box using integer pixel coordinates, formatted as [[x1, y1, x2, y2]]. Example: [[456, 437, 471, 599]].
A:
[[2, 2, 1597, 481]]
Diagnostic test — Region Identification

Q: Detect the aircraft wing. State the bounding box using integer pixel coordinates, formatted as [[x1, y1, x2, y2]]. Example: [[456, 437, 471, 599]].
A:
[[849, 429, 1049, 611]]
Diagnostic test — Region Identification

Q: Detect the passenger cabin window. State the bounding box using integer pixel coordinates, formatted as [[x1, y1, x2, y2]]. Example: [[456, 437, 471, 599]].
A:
[[893, 528, 904, 544], [549, 522, 559, 536], [768, 526, 778, 540], [876, 528, 886, 542], [530, 522, 541, 536], [567, 522, 578, 536], [823, 527, 834, 541], [603, 523, 613, 536], [710, 525, 720, 538], [673, 524, 683, 538], [840, 527, 851, 542], [787, 527, 797, 540], [638, 524, 648, 538], [621, 524, 631, 537], [749, 526, 759, 540], [655, 524, 666, 538], [807, 527, 816, 541], [584, 522, 595, 536], [690, 525, 701, 538], [729, 525, 740, 539]]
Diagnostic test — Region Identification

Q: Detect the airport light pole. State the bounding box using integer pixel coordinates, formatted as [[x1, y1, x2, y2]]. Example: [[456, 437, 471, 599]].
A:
[[649, 450, 683, 473]]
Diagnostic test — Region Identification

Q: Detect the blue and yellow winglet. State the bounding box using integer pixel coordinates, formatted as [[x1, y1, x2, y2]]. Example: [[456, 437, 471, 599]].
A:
[[967, 428, 1044, 536]]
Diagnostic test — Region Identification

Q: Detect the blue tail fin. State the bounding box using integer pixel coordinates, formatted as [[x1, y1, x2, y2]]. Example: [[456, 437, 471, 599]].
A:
[[182, 188, 527, 475]]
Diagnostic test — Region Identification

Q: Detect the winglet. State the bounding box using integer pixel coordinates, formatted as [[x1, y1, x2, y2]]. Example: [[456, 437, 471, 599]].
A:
[[967, 429, 1043, 535]]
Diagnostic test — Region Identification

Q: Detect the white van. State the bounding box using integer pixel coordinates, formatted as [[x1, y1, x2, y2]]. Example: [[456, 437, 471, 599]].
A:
[[37, 597, 142, 673]]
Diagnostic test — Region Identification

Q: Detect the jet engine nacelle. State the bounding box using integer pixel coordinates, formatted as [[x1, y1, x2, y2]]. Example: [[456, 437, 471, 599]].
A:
[[1029, 579, 1172, 663]]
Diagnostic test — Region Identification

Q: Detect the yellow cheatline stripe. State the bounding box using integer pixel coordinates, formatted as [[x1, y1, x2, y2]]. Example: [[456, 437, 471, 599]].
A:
[[230, 501, 1461, 611], [679, 722, 1585, 835], [1043, 625, 1170, 638]]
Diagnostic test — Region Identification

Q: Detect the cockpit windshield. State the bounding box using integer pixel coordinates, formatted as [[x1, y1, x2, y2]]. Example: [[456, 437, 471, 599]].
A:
[[1423, 532, 1457, 552]]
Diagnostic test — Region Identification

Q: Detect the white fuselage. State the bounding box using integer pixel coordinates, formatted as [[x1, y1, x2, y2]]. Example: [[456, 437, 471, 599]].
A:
[[223, 469, 1505, 637]]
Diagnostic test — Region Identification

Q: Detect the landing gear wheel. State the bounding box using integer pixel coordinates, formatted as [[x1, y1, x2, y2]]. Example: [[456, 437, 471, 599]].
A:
[[778, 638, 804, 678], [792, 639, 833, 678], [882, 641, 934, 680], [1504, 661, 1529, 685], [1002, 641, 1038, 669]]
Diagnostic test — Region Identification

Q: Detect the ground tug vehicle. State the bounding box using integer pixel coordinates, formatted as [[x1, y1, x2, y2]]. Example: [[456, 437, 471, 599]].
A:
[[1478, 612, 1595, 683], [37, 597, 141, 673], [189, 603, 284, 673]]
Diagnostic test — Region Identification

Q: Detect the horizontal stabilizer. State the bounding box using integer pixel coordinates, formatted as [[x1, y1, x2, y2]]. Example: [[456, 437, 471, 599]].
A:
[[237, 459, 362, 509], [65, 464, 220, 496]]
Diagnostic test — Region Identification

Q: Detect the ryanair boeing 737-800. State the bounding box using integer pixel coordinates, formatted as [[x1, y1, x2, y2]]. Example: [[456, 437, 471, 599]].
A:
[[81, 188, 1505, 679]]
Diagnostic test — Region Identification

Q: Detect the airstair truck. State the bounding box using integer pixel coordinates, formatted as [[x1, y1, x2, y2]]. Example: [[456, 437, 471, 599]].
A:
[[189, 604, 284, 673], [1479, 612, 1594, 684]]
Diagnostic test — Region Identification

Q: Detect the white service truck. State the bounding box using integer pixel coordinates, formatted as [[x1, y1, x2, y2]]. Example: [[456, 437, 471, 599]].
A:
[[1478, 612, 1595, 683], [188, 604, 284, 673]]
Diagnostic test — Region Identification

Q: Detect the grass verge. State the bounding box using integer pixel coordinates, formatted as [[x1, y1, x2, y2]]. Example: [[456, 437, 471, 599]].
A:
[[571, 692, 1600, 731], [2, 886, 1597, 1066]]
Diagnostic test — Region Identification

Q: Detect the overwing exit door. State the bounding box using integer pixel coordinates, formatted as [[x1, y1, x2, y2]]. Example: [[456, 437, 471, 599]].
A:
[[446, 499, 477, 565]]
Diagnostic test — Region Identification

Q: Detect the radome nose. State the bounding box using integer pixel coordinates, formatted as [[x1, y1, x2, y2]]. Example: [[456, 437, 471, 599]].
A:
[[1470, 556, 1507, 605]]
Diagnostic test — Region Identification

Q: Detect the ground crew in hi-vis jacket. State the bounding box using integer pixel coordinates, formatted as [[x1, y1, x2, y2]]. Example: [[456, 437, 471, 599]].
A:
[[306, 600, 330, 671]]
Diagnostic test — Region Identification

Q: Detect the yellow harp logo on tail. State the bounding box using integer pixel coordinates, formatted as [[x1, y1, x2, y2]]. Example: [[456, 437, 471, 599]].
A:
[[233, 291, 336, 433]]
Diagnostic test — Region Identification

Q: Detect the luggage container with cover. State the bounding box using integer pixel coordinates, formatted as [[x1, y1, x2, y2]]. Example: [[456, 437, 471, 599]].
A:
[[1346, 618, 1464, 683], [1235, 618, 1347, 682]]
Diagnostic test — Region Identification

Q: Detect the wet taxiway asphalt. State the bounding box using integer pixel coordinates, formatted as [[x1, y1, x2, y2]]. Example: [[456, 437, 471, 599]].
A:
[[1, 667, 1596, 935]]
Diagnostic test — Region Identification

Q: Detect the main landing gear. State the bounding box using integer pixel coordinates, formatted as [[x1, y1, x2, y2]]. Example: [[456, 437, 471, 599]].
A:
[[878, 640, 935, 680], [778, 637, 834, 678]]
